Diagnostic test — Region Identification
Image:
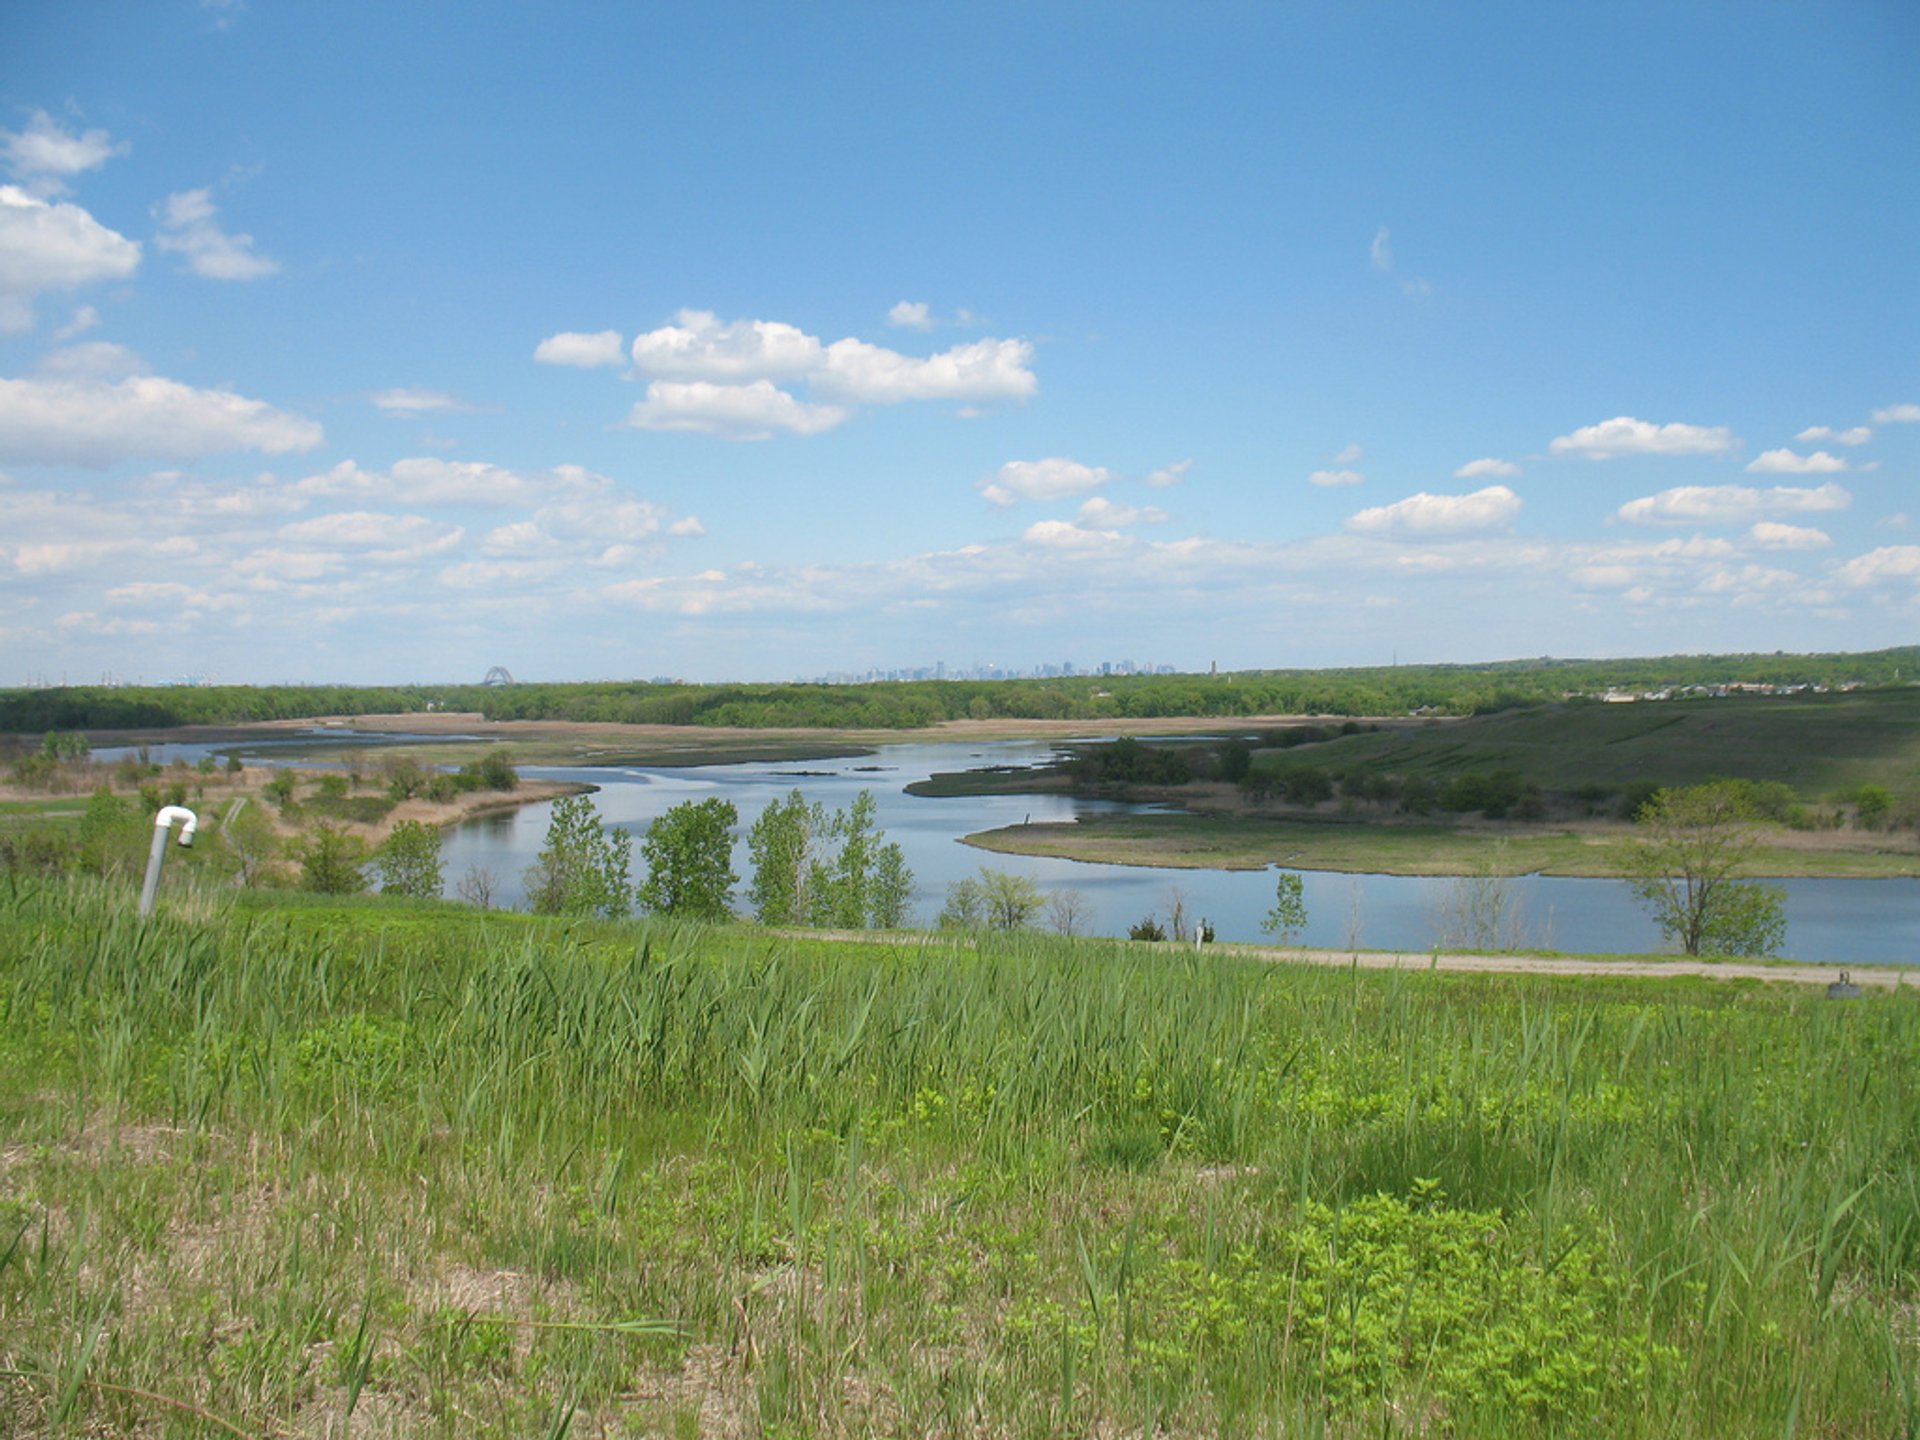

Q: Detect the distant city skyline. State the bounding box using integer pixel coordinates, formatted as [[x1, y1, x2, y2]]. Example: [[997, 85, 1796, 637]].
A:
[[2, 3, 1915, 687]]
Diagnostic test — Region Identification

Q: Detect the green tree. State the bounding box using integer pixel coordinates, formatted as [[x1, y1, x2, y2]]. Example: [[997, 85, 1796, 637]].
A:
[[77, 787, 142, 878], [638, 797, 738, 919], [376, 819, 444, 899], [297, 823, 370, 895], [1624, 782, 1786, 957], [746, 789, 825, 925], [526, 793, 633, 918], [1262, 871, 1309, 944], [939, 867, 1042, 931], [747, 788, 913, 929]]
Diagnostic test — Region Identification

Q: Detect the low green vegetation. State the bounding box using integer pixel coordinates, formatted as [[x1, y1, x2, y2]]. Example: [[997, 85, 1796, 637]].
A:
[[3, 646, 1914, 735], [0, 881, 1914, 1436]]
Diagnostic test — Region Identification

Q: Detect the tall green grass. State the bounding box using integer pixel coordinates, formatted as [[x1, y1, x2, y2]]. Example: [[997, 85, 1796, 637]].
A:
[[1, 874, 1915, 1436]]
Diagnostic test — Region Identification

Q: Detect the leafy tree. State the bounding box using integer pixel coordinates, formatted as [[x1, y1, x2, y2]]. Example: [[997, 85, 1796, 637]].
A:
[[297, 823, 370, 895], [747, 789, 825, 924], [1263, 872, 1309, 944], [41, 730, 90, 761], [526, 793, 633, 918], [1851, 783, 1892, 830], [376, 820, 444, 899], [939, 867, 1042, 931], [747, 788, 912, 929], [1624, 782, 1786, 957], [638, 797, 738, 919], [1128, 915, 1167, 942]]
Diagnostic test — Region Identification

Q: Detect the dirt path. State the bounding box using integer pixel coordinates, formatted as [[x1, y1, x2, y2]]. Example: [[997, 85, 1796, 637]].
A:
[[1228, 944, 1912, 988]]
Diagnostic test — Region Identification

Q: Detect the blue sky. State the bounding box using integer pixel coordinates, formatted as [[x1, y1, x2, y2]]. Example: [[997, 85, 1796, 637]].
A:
[[2, 1, 1915, 686]]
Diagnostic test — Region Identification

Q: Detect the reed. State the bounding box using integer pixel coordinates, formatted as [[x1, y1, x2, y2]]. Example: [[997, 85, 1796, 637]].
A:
[[1, 875, 1914, 1436]]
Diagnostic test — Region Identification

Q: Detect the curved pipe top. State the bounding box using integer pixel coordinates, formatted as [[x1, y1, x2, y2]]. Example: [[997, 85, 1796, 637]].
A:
[[153, 805, 199, 846]]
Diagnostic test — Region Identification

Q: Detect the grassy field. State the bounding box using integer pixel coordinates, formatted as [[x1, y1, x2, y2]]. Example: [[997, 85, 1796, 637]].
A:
[[2, 880, 1916, 1437], [963, 811, 1920, 878], [1270, 689, 1920, 799]]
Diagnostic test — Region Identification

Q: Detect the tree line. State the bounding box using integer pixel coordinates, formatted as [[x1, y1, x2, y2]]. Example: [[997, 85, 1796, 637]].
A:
[[5, 645, 1914, 734]]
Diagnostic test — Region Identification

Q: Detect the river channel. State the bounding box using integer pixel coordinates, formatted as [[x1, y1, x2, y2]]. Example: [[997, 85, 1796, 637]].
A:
[[103, 733, 1918, 964], [436, 740, 1915, 966]]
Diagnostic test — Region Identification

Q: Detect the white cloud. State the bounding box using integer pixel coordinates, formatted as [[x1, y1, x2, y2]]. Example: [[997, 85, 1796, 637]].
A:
[[815, 336, 1036, 404], [1332, 443, 1363, 465], [1308, 468, 1366, 488], [1145, 459, 1192, 487], [0, 184, 141, 332], [887, 300, 933, 330], [622, 309, 1036, 408], [1548, 416, 1738, 459], [279, 512, 462, 556], [371, 387, 473, 417], [1078, 496, 1167, 528], [1453, 457, 1520, 479], [622, 379, 849, 439], [52, 304, 101, 340], [300, 457, 601, 508], [1745, 448, 1847, 474], [1835, 546, 1920, 586], [630, 310, 824, 381], [1, 110, 129, 196], [1748, 522, 1830, 550], [0, 374, 324, 465], [1616, 481, 1851, 526], [1370, 227, 1392, 271], [1796, 425, 1871, 446], [1870, 403, 1920, 424], [1346, 485, 1521, 538], [533, 329, 625, 368], [980, 457, 1111, 507], [35, 341, 149, 381], [1022, 519, 1126, 551], [152, 189, 278, 281]]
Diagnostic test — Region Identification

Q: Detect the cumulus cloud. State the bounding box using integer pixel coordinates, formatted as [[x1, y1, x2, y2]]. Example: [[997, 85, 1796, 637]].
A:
[[1, 110, 129, 196], [606, 309, 1036, 424], [152, 189, 278, 280], [980, 457, 1111, 507], [1145, 459, 1191, 488], [1835, 546, 1920, 586], [1346, 485, 1521, 538], [1796, 425, 1871, 446], [0, 374, 324, 466], [299, 457, 588, 507], [1332, 443, 1363, 465], [623, 379, 849, 439], [1549, 416, 1737, 459], [1745, 448, 1847, 474], [1308, 469, 1366, 488], [1748, 522, 1830, 550], [1870, 403, 1919, 424], [371, 387, 474, 417], [1078, 496, 1167, 528], [630, 310, 824, 381], [532, 329, 626, 368], [815, 336, 1036, 404], [53, 304, 101, 340], [0, 184, 141, 332], [1454, 457, 1520, 479], [887, 300, 933, 330], [1022, 519, 1127, 551], [1616, 481, 1851, 526]]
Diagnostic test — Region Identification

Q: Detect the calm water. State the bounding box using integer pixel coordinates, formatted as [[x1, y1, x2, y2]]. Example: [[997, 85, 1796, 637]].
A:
[[95, 732, 1918, 963], [427, 740, 1919, 966]]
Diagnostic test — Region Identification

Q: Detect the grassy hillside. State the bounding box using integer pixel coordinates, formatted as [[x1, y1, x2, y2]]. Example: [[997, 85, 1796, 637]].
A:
[[1272, 689, 1920, 800], [2, 882, 1915, 1436]]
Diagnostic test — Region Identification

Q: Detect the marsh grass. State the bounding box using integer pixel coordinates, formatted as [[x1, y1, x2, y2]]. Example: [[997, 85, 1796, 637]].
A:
[[1, 875, 1915, 1436]]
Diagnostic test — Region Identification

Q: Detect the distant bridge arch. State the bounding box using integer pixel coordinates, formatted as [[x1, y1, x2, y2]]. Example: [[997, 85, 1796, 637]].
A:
[[482, 666, 515, 687]]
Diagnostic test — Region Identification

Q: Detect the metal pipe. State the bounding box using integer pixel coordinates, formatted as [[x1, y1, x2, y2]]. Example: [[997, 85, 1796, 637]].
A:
[[138, 805, 198, 918]]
